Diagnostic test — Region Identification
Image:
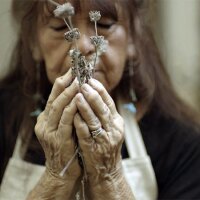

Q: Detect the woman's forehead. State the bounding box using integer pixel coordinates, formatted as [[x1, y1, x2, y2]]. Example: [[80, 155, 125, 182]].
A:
[[44, 0, 121, 19], [52, 0, 118, 6], [46, 0, 119, 12]]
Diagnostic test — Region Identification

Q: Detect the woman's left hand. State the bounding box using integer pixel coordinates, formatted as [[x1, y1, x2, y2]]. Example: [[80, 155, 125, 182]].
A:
[[74, 78, 124, 184]]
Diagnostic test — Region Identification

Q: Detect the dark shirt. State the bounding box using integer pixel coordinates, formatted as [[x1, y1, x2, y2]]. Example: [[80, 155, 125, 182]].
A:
[[142, 110, 200, 199], [1, 90, 200, 199]]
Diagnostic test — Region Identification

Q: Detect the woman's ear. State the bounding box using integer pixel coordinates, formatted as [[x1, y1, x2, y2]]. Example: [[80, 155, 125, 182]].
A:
[[30, 42, 43, 62]]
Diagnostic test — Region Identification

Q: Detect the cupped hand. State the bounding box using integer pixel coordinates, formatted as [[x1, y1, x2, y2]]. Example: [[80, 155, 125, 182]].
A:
[[74, 78, 125, 184], [35, 69, 81, 180]]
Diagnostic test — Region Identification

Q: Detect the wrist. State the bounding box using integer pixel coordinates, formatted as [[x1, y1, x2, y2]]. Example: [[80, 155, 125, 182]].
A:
[[86, 167, 135, 200], [87, 163, 124, 193], [46, 166, 80, 183], [27, 169, 81, 200], [88, 162, 123, 185]]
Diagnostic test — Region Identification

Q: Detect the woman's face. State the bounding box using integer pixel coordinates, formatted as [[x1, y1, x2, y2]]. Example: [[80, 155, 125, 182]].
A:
[[34, 0, 132, 93]]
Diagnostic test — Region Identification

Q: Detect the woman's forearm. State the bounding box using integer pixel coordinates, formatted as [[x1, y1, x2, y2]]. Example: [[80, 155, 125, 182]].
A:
[[27, 170, 80, 200]]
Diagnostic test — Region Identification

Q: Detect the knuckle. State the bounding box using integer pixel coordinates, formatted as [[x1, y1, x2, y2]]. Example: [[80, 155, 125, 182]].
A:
[[61, 106, 71, 121], [50, 102, 58, 113], [80, 137, 94, 146], [45, 100, 52, 110], [88, 90, 99, 101], [89, 117, 100, 130], [63, 105, 71, 113], [102, 104, 110, 117], [55, 77, 65, 89], [34, 122, 44, 141], [62, 89, 70, 99], [35, 112, 45, 135], [103, 122, 111, 132], [107, 98, 115, 109]]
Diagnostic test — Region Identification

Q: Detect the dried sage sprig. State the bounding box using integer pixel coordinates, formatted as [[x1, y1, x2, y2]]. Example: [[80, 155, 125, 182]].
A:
[[48, 1, 108, 87]]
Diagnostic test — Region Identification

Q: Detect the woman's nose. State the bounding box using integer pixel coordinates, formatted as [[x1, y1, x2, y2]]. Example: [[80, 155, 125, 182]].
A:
[[76, 33, 95, 56]]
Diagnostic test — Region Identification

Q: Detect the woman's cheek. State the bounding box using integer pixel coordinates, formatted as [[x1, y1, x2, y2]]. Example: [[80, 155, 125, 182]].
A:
[[41, 40, 71, 83]]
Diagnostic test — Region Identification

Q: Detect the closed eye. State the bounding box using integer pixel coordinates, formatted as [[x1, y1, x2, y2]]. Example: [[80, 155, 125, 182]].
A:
[[50, 25, 67, 31], [97, 22, 115, 29]]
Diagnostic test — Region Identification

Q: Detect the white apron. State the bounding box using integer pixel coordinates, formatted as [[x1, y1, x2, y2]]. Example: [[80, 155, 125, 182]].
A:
[[0, 102, 157, 200]]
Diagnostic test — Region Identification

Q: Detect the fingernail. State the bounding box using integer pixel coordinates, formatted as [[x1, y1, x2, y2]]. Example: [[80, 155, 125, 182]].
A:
[[89, 78, 96, 85], [81, 84, 91, 93], [74, 78, 79, 86], [89, 78, 101, 88]]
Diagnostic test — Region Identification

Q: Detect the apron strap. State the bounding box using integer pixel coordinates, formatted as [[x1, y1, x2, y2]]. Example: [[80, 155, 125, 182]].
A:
[[12, 135, 23, 160], [117, 97, 158, 200], [117, 98, 148, 158]]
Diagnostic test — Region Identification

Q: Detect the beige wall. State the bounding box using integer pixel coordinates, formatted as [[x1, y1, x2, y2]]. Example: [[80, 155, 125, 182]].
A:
[[155, 0, 200, 110], [0, 0, 14, 79]]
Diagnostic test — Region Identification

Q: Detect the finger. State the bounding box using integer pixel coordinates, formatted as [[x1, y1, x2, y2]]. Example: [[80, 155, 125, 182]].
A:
[[60, 98, 77, 126], [75, 93, 102, 131], [74, 113, 107, 148], [58, 98, 77, 140], [74, 113, 91, 140], [80, 84, 111, 131], [44, 68, 73, 116], [34, 111, 46, 141], [47, 78, 79, 132], [88, 79, 118, 117]]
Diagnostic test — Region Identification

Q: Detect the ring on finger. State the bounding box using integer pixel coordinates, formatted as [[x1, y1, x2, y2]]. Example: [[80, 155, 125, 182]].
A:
[[91, 127, 103, 138]]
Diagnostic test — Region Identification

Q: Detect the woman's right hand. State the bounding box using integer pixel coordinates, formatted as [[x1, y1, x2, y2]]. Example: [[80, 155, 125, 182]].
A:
[[34, 69, 81, 181]]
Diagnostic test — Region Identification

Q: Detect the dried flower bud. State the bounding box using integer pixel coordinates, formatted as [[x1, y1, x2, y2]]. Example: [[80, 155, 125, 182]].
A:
[[77, 56, 94, 85], [90, 36, 108, 53], [89, 11, 101, 22], [98, 39, 108, 53], [64, 28, 80, 42], [69, 49, 81, 59], [90, 36, 104, 47], [54, 3, 74, 18]]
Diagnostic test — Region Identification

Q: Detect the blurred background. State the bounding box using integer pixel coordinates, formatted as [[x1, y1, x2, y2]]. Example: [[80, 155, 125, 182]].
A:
[[154, 0, 200, 112], [0, 0, 200, 111]]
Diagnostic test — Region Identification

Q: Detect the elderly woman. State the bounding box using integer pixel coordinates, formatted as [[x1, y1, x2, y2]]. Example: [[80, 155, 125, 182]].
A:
[[0, 0, 200, 199]]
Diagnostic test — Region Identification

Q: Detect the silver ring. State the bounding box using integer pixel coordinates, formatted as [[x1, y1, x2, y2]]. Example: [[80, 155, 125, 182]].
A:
[[91, 127, 103, 138]]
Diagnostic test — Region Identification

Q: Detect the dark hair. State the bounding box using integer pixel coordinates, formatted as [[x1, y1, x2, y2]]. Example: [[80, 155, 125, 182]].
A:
[[0, 0, 199, 182], [116, 0, 200, 124]]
